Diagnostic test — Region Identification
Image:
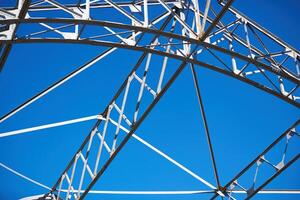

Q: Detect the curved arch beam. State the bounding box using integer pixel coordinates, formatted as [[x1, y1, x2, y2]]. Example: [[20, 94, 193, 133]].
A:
[[0, 18, 299, 84], [2, 37, 300, 108]]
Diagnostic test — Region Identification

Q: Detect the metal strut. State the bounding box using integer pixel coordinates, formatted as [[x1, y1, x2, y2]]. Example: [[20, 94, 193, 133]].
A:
[[44, 1, 235, 199], [211, 119, 300, 200], [190, 63, 221, 194], [0, 0, 31, 71], [1, 0, 299, 199]]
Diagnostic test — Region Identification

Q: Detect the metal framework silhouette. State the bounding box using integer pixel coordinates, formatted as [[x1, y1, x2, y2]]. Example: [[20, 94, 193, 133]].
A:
[[0, 0, 299, 199]]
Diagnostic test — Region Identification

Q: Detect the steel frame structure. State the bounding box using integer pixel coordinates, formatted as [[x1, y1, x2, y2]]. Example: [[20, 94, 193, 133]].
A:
[[0, 0, 299, 199]]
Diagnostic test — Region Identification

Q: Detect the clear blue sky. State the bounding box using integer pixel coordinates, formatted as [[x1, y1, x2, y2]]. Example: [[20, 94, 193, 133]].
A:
[[0, 0, 299, 199]]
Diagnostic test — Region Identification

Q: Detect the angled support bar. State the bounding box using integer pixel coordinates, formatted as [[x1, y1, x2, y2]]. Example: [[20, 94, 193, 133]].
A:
[[45, 2, 235, 199], [0, 0, 31, 71], [211, 119, 300, 200]]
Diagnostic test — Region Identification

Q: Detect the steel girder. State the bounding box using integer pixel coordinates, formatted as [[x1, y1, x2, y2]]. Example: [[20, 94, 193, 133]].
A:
[[212, 120, 300, 200], [0, 0, 299, 200], [41, 0, 235, 199], [0, 1, 299, 111]]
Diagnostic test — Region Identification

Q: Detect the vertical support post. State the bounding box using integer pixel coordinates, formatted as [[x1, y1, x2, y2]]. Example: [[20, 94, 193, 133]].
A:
[[243, 20, 254, 58], [133, 53, 152, 123], [132, 20, 136, 42], [200, 0, 211, 35], [295, 57, 300, 76], [143, 0, 148, 27], [77, 127, 97, 198], [94, 105, 113, 175], [56, 174, 65, 200], [66, 154, 79, 200], [179, 10, 190, 55], [157, 19, 177, 93], [190, 63, 222, 194], [228, 37, 238, 73], [111, 75, 133, 152], [85, 0, 90, 19], [192, 0, 202, 36]]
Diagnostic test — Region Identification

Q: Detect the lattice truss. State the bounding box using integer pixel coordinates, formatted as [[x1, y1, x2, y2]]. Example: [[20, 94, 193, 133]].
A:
[[0, 0, 299, 199]]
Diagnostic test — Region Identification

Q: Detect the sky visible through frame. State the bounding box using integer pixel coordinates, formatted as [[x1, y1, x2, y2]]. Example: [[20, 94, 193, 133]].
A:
[[0, 0, 299, 199]]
